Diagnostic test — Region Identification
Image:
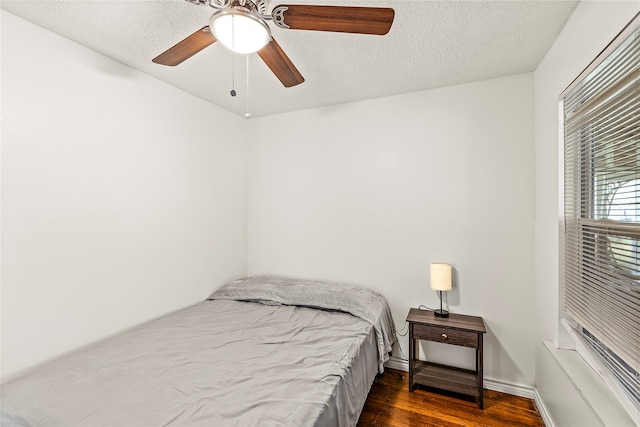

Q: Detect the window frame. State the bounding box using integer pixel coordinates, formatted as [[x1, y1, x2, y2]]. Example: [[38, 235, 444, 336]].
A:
[[559, 12, 640, 417]]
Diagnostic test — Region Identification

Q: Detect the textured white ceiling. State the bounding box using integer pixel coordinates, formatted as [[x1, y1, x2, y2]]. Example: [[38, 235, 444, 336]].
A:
[[2, 0, 578, 118]]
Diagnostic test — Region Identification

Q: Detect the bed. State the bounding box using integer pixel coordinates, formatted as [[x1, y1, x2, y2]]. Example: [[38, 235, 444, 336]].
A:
[[1, 275, 396, 427]]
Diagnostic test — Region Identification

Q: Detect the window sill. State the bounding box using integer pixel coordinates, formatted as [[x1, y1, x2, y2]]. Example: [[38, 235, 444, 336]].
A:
[[543, 336, 638, 426]]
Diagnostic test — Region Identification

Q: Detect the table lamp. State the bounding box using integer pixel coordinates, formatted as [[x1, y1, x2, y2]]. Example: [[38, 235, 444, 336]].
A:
[[431, 262, 452, 318]]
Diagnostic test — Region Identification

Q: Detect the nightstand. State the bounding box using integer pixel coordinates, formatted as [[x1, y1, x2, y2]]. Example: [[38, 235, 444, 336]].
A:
[[406, 308, 487, 408]]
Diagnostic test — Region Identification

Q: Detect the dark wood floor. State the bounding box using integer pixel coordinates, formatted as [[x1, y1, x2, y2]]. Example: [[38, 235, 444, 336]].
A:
[[357, 369, 545, 427]]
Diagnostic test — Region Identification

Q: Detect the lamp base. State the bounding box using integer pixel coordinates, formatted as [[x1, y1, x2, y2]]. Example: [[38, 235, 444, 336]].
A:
[[434, 309, 449, 318]]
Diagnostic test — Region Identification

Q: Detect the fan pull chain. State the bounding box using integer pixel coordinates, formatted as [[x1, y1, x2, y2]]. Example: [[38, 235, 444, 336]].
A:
[[230, 54, 236, 97], [244, 54, 251, 118], [229, 15, 237, 97]]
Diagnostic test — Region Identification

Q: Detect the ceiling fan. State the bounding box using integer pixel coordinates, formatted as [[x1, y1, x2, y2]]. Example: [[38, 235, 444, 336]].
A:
[[152, 0, 394, 88]]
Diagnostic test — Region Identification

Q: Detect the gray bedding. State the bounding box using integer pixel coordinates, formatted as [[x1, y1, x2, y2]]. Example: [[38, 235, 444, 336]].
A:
[[1, 276, 394, 427], [211, 275, 396, 373]]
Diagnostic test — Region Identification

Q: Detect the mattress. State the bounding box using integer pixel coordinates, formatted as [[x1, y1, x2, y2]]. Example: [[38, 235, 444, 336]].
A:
[[1, 276, 395, 427]]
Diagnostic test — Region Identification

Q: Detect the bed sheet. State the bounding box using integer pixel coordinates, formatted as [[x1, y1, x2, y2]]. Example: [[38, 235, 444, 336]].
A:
[[1, 299, 379, 427]]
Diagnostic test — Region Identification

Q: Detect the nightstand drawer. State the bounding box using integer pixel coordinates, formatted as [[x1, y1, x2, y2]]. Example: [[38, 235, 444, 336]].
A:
[[413, 324, 478, 348]]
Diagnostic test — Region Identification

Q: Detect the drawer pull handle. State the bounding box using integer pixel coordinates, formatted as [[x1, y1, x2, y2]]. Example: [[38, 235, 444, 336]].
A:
[[441, 333, 448, 340]]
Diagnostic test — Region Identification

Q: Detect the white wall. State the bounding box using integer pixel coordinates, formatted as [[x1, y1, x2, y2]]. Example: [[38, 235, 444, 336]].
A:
[[533, 1, 639, 424], [1, 11, 248, 380], [247, 74, 536, 387]]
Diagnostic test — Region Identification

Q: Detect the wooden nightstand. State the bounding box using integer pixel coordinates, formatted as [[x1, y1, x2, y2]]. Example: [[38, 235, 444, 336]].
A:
[[406, 308, 487, 409]]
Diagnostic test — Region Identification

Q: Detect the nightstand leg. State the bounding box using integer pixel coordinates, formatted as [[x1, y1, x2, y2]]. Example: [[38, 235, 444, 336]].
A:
[[478, 334, 484, 409], [408, 324, 414, 392]]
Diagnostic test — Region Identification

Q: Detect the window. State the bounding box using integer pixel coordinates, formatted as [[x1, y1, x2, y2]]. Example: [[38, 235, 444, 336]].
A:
[[562, 15, 639, 411]]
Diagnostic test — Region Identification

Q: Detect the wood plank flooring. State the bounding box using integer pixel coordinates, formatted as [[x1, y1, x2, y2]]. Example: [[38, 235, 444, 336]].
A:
[[357, 369, 545, 427]]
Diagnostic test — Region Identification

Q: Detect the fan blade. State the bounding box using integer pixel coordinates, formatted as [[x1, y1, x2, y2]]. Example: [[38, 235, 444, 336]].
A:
[[272, 5, 394, 35], [152, 26, 217, 66], [257, 38, 305, 88]]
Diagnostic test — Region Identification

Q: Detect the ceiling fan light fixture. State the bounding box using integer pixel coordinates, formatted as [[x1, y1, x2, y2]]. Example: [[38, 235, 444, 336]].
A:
[[210, 7, 271, 54]]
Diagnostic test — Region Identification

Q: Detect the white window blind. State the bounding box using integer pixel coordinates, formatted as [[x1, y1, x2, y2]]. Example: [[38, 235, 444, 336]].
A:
[[562, 15, 639, 409]]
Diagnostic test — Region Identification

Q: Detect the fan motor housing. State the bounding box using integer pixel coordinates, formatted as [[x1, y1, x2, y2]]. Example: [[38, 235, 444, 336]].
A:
[[187, 0, 269, 15]]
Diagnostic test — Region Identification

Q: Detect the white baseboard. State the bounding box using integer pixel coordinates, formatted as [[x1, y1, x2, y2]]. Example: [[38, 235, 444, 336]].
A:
[[533, 386, 555, 427], [484, 377, 535, 399], [383, 359, 536, 399], [385, 357, 409, 372]]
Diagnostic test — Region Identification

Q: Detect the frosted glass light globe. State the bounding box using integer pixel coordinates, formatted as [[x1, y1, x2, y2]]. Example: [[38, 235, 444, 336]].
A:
[[210, 8, 271, 54]]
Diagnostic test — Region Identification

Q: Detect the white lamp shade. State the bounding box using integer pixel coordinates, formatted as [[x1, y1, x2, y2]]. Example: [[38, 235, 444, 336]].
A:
[[210, 8, 271, 54], [430, 263, 452, 291]]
